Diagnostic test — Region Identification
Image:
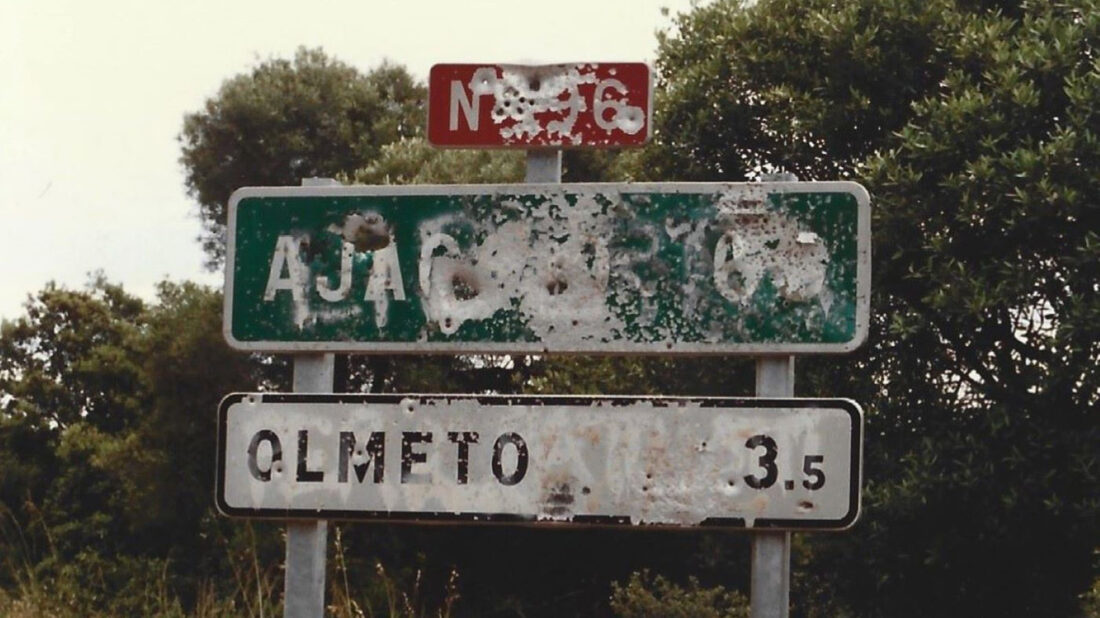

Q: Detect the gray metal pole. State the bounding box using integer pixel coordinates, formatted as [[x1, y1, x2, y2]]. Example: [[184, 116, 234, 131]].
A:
[[285, 353, 334, 618], [284, 178, 339, 618], [525, 149, 562, 183], [751, 356, 794, 618]]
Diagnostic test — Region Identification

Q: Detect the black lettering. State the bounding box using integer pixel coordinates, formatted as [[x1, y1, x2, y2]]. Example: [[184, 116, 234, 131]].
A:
[[447, 431, 479, 484], [492, 432, 529, 486], [247, 430, 282, 482], [744, 434, 778, 489], [802, 455, 825, 490], [296, 430, 324, 483], [401, 432, 432, 484], [339, 431, 385, 483]]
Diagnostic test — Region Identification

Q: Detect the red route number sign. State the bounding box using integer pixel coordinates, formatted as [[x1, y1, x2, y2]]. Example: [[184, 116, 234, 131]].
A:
[[428, 63, 652, 149]]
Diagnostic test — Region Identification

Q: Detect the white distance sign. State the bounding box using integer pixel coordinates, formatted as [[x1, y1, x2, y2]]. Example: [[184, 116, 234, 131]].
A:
[[216, 394, 862, 530]]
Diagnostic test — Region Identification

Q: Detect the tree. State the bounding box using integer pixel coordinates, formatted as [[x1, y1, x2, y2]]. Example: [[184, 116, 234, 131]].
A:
[[645, 0, 1100, 614], [179, 47, 425, 267], [0, 279, 274, 613]]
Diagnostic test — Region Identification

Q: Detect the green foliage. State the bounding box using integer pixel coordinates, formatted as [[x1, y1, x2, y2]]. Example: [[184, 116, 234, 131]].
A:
[[5, 1, 1098, 612], [179, 47, 425, 266], [641, 0, 1100, 615], [610, 570, 748, 618], [351, 137, 524, 185], [0, 278, 278, 615], [1084, 567, 1100, 617], [643, 0, 964, 181], [0, 276, 145, 432]]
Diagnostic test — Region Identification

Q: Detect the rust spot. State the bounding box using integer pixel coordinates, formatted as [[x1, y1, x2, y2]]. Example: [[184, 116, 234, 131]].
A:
[[343, 212, 391, 251], [451, 272, 479, 300], [750, 494, 769, 512], [578, 426, 601, 445], [546, 277, 568, 295], [541, 481, 576, 517]]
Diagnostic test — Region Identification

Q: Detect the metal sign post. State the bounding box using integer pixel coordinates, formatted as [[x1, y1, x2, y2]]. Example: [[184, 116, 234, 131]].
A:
[[525, 149, 561, 183], [284, 353, 332, 618], [283, 179, 338, 618], [752, 356, 796, 618]]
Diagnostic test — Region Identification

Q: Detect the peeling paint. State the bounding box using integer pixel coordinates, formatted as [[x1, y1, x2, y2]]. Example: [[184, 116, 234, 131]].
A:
[[226, 182, 870, 354], [217, 394, 863, 530], [428, 63, 652, 148]]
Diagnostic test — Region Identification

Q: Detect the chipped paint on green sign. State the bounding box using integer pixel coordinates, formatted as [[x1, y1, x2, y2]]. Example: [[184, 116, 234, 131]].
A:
[[224, 182, 869, 354]]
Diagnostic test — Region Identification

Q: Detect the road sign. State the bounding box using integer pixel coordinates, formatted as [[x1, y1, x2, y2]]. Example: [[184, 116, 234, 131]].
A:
[[224, 182, 870, 354], [427, 63, 652, 148], [216, 393, 862, 530]]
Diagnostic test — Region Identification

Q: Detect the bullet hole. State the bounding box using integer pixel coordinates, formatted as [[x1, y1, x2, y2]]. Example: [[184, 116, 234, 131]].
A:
[[451, 272, 479, 300], [546, 277, 568, 295], [529, 77, 541, 91], [798, 500, 814, 510], [571, 319, 579, 326], [581, 486, 591, 495], [341, 212, 391, 252], [247, 430, 282, 482], [728, 480, 735, 487]]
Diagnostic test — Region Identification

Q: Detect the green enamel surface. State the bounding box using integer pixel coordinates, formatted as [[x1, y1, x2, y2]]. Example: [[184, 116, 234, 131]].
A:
[[228, 187, 863, 350]]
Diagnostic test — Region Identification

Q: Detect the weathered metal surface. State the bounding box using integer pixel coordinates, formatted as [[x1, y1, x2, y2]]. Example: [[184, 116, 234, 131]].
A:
[[216, 394, 862, 530], [224, 182, 870, 354], [427, 63, 652, 148]]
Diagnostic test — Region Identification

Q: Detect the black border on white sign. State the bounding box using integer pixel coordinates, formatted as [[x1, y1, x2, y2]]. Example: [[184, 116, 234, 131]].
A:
[[215, 393, 862, 531]]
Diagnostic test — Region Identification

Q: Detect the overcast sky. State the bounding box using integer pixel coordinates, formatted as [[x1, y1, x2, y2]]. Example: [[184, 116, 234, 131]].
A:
[[0, 0, 700, 320]]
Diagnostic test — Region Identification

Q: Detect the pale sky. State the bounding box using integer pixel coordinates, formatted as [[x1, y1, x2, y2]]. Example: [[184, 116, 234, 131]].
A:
[[0, 0, 700, 320]]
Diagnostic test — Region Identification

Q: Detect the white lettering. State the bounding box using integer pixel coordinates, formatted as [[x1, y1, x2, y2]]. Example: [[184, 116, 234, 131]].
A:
[[365, 243, 406, 327], [450, 80, 480, 131], [263, 235, 307, 302], [316, 241, 354, 302], [594, 78, 645, 135]]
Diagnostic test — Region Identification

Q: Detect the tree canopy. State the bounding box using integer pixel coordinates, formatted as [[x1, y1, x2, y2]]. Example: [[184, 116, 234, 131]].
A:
[[645, 0, 1099, 614], [3, 2, 1099, 615], [179, 47, 424, 267]]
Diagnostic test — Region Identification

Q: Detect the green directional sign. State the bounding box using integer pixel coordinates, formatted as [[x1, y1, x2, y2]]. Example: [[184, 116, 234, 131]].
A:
[[224, 182, 869, 354]]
